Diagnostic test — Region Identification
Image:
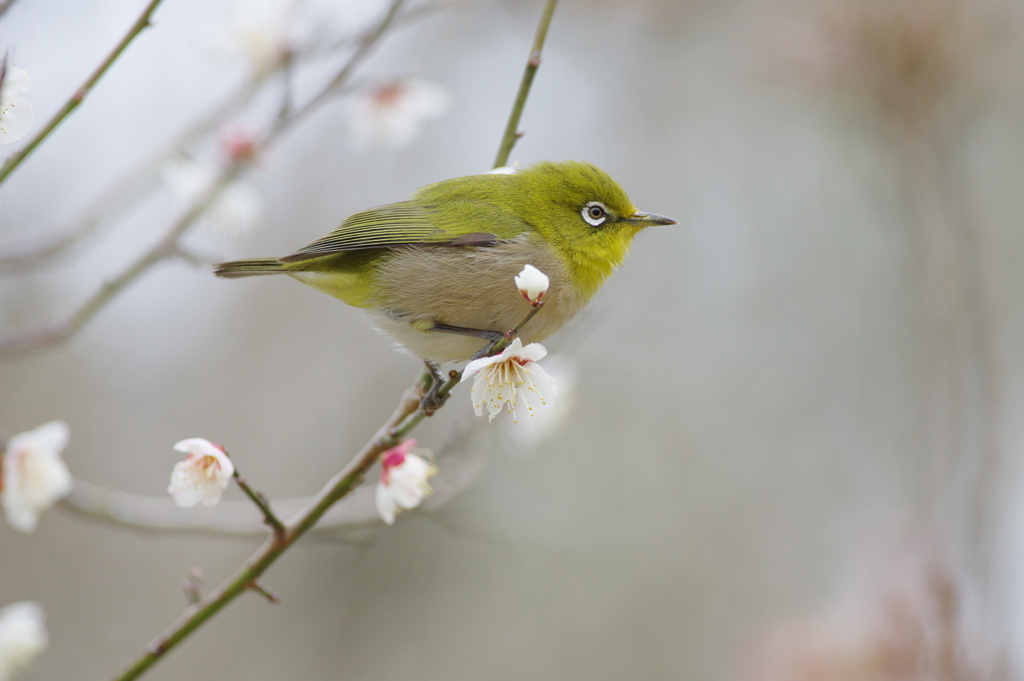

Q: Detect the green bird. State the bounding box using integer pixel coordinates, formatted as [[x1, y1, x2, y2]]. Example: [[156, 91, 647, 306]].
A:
[[214, 160, 676, 363]]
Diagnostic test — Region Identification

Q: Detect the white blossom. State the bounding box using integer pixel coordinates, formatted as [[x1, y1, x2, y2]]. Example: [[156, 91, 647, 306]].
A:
[[1, 421, 72, 533], [514, 264, 549, 305], [485, 165, 518, 175], [162, 158, 264, 238], [461, 338, 557, 423], [168, 439, 234, 507], [0, 602, 47, 681], [375, 439, 437, 525], [0, 67, 35, 144], [503, 354, 577, 447], [217, 0, 295, 73], [346, 77, 451, 150]]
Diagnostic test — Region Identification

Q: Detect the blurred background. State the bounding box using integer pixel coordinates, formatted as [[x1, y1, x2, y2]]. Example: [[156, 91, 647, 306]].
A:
[[1, 0, 1023, 678]]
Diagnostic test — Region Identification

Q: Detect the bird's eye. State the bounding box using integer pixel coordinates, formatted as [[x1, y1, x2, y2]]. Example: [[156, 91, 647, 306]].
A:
[[582, 201, 607, 227]]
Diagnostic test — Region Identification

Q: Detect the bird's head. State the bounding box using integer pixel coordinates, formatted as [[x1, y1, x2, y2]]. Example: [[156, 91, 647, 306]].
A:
[[515, 160, 677, 298]]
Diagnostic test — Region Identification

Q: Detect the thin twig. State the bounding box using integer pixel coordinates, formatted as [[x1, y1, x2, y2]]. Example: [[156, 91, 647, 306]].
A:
[[0, 166, 243, 357], [232, 470, 285, 539], [0, 0, 167, 187], [297, 1, 443, 60], [112, 384, 423, 681], [0, 1, 445, 273], [266, 0, 408, 137], [245, 580, 280, 604], [59, 438, 484, 537], [0, 0, 408, 358], [0, 52, 7, 102], [0, 74, 268, 272], [493, 0, 558, 169], [0, 0, 19, 21], [181, 568, 203, 605]]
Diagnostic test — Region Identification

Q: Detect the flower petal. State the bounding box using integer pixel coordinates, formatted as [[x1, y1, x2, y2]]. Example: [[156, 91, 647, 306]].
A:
[[6, 422, 68, 459], [0, 94, 34, 144], [463, 340, 557, 423], [1, 67, 32, 97], [1, 422, 72, 533], [0, 601, 48, 678], [375, 481, 398, 525], [168, 439, 234, 507]]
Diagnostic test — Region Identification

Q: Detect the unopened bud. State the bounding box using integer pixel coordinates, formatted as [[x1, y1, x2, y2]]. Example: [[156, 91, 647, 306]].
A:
[[515, 264, 549, 306]]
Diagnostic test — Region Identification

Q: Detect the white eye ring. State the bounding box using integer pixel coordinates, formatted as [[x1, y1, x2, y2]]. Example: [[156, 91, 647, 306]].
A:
[[582, 201, 607, 226]]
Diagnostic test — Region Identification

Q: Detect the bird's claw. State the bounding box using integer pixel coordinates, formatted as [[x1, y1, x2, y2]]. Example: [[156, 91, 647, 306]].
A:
[[419, 361, 451, 415]]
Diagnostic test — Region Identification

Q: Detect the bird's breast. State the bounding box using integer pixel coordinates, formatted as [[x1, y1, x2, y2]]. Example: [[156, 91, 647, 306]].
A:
[[369, 234, 587, 362]]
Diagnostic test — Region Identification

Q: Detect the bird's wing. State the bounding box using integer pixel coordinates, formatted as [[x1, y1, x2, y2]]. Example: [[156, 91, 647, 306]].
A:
[[279, 201, 500, 263]]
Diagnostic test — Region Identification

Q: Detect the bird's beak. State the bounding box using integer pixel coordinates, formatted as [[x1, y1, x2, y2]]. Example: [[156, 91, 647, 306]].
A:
[[624, 211, 678, 227]]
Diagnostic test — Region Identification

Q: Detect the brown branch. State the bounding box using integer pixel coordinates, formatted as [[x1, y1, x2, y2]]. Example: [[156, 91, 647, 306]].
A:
[[0, 0, 409, 359], [0, 0, 167, 186], [0, 74, 268, 272], [493, 0, 558, 168], [0, 0, 19, 20], [112, 381, 426, 681], [232, 470, 285, 540]]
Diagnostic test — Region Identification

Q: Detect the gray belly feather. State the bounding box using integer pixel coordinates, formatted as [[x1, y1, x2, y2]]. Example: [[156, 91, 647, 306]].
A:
[[369, 234, 585, 362]]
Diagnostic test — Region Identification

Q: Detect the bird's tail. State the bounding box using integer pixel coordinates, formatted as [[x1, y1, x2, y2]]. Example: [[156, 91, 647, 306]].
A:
[[213, 258, 286, 278]]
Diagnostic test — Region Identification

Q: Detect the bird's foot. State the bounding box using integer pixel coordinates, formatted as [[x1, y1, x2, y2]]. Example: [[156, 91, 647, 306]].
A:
[[420, 361, 453, 415], [470, 329, 518, 361]]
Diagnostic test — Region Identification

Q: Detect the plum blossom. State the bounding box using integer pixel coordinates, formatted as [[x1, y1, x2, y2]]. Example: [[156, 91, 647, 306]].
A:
[[0, 421, 72, 533], [162, 157, 264, 238], [0, 602, 47, 681], [346, 77, 451, 150], [514, 264, 549, 306], [0, 66, 35, 144], [220, 128, 259, 163], [168, 439, 234, 507], [485, 165, 519, 175], [503, 354, 577, 447], [461, 338, 557, 423], [218, 0, 295, 73], [375, 439, 437, 525]]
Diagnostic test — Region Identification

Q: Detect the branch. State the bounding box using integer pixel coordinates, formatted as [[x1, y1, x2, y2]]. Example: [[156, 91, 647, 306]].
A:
[[113, 383, 422, 681], [0, 74, 268, 272], [60, 421, 484, 538], [493, 0, 558, 169], [0, 0, 18, 20], [0, 1, 446, 272], [0, 166, 243, 357], [0, 0, 409, 359], [0, 0, 167, 187], [232, 470, 285, 539], [265, 0, 408, 137]]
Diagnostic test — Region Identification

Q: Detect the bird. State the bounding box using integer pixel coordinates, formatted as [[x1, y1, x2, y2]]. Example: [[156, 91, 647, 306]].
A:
[[214, 160, 676, 364]]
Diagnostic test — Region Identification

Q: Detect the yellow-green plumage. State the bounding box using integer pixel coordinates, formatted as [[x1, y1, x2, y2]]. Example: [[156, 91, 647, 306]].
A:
[[214, 161, 675, 362]]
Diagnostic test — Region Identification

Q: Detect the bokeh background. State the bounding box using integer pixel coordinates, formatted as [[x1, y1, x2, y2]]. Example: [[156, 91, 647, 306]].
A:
[[2, 0, 1023, 678]]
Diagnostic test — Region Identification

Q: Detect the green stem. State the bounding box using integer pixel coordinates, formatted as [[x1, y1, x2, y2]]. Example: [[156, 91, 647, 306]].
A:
[[113, 386, 424, 681], [0, 73, 268, 271], [0, 0, 166, 187], [492, 0, 559, 169], [0, 166, 242, 357], [232, 470, 286, 539], [0, 0, 408, 359]]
